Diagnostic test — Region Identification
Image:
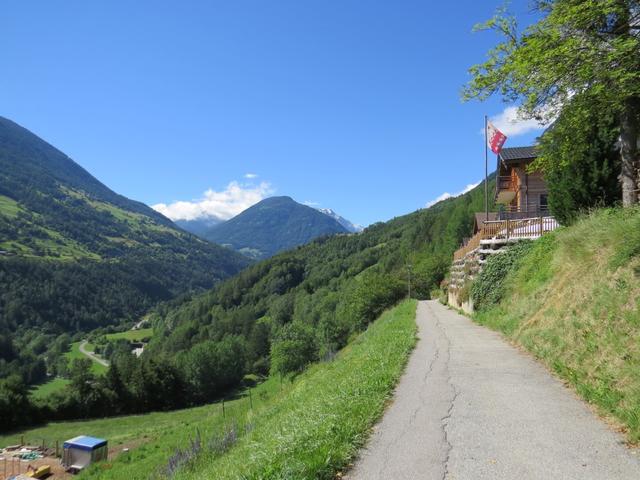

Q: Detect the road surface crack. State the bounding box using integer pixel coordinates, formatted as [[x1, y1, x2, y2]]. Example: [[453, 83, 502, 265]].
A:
[[430, 302, 458, 480], [441, 386, 459, 480]]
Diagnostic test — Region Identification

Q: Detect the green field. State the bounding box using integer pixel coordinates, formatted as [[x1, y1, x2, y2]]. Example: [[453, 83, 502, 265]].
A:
[[105, 328, 153, 342], [66, 342, 108, 375], [0, 194, 22, 218], [2, 300, 417, 479], [28, 342, 107, 400], [30, 377, 71, 400]]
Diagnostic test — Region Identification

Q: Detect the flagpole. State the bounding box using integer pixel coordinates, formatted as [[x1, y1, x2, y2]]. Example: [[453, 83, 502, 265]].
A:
[[484, 114, 488, 221]]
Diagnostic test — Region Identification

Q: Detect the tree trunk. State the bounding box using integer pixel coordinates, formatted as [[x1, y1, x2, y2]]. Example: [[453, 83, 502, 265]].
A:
[[620, 97, 639, 206]]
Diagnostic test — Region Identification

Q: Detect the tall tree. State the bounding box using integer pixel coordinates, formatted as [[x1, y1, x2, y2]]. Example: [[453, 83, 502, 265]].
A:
[[463, 0, 640, 205], [539, 93, 621, 224]]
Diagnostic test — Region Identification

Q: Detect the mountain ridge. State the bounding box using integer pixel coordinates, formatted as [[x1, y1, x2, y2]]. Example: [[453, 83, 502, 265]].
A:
[[203, 196, 350, 259], [0, 116, 248, 359]]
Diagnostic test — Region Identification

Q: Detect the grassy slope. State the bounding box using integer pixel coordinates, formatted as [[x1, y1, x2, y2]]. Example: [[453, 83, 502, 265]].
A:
[[30, 377, 71, 400], [0, 194, 22, 218], [176, 300, 416, 480], [105, 328, 153, 342], [0, 301, 416, 479], [474, 208, 640, 442], [29, 342, 108, 399], [66, 342, 108, 375]]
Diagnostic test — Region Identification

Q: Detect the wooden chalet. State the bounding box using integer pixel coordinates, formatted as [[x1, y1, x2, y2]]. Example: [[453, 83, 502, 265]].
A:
[[452, 146, 559, 262], [448, 145, 559, 312], [495, 146, 549, 219]]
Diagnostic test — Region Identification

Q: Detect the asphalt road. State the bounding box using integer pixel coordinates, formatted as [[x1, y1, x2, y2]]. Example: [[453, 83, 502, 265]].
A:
[[346, 300, 640, 480], [79, 340, 109, 367]]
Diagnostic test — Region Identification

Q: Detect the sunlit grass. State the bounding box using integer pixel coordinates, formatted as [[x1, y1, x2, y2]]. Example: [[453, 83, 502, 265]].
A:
[[474, 208, 640, 442], [105, 329, 153, 342], [30, 377, 71, 400], [2, 300, 417, 480], [66, 342, 108, 375]]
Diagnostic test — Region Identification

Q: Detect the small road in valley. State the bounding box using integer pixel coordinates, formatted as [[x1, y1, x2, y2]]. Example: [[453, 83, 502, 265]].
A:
[[347, 301, 640, 480], [79, 340, 109, 367]]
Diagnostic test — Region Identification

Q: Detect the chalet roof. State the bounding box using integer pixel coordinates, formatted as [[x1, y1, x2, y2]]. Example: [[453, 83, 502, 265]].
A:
[[499, 146, 538, 163]]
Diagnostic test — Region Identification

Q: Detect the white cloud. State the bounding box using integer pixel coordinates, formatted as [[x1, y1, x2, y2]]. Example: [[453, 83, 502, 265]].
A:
[[425, 182, 480, 208], [489, 106, 547, 137], [244, 173, 258, 179], [303, 200, 321, 207], [153, 181, 274, 221]]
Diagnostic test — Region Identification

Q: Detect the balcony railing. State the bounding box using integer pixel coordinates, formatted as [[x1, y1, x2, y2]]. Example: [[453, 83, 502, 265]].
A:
[[453, 233, 482, 261], [497, 203, 550, 220], [453, 215, 559, 261], [481, 217, 559, 240]]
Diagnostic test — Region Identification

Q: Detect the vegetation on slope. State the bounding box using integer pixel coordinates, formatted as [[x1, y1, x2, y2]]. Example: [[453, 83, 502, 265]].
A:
[[473, 208, 640, 442], [0, 177, 491, 432], [204, 196, 348, 259], [145, 179, 490, 388], [0, 116, 248, 391], [1, 301, 417, 480]]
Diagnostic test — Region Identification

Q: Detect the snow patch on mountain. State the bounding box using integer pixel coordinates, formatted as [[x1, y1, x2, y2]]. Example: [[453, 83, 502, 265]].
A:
[[317, 208, 363, 233]]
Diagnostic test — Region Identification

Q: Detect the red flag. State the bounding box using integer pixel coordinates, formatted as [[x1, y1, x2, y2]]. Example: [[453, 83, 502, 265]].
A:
[[487, 120, 507, 154]]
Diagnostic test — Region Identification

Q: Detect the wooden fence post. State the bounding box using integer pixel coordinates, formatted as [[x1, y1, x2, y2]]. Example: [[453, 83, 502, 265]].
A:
[[506, 219, 510, 239], [539, 217, 544, 236]]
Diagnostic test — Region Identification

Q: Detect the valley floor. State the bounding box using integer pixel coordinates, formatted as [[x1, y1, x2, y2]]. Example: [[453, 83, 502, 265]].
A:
[[347, 301, 640, 480]]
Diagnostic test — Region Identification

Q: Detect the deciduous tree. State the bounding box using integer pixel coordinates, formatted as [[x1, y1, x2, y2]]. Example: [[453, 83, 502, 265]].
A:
[[464, 0, 640, 204]]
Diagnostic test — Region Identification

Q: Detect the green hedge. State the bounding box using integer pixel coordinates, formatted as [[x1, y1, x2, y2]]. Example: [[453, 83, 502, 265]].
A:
[[471, 241, 535, 310]]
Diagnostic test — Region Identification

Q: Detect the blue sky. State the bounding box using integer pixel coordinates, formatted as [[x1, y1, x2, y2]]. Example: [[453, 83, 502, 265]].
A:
[[1, 1, 544, 227]]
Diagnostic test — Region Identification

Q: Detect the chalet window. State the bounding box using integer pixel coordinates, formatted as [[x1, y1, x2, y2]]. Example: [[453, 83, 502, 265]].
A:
[[540, 194, 548, 209]]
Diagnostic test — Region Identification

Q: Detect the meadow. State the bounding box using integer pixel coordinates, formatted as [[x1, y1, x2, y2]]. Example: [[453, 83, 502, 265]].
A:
[[105, 328, 153, 342], [3, 300, 417, 479]]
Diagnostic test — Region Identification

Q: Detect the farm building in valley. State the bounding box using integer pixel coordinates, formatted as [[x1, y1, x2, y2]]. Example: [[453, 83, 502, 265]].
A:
[[62, 436, 108, 473]]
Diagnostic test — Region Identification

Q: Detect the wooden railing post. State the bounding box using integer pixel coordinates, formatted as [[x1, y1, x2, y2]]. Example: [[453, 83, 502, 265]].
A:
[[539, 217, 543, 236], [506, 219, 510, 239]]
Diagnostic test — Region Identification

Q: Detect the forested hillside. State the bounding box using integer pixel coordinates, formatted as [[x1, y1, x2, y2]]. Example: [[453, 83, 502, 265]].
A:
[[0, 117, 248, 386], [203, 196, 349, 259], [0, 175, 491, 431], [145, 179, 491, 394]]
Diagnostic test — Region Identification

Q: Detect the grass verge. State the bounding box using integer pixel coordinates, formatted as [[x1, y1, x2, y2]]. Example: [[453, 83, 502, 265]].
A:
[[1, 300, 417, 479], [473, 208, 640, 442]]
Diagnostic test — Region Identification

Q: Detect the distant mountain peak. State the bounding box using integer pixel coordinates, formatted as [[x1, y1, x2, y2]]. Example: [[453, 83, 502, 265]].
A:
[[317, 208, 363, 233], [203, 196, 349, 259]]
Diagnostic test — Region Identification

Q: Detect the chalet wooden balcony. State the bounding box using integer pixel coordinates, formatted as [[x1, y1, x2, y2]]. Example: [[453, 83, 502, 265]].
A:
[[497, 176, 516, 191], [453, 216, 560, 261], [498, 203, 550, 220], [496, 176, 517, 204]]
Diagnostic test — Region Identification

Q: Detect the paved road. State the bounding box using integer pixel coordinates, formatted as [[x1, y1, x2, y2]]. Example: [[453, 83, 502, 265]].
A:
[[79, 340, 109, 367], [347, 301, 640, 480]]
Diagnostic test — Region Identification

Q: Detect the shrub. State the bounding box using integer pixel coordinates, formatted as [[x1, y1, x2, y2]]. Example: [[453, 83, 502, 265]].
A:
[[336, 272, 406, 332], [269, 322, 317, 376], [471, 241, 535, 310]]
